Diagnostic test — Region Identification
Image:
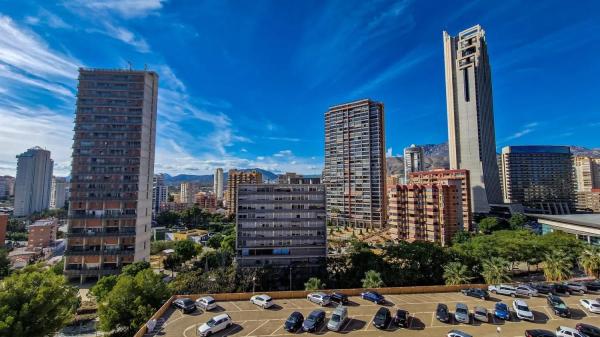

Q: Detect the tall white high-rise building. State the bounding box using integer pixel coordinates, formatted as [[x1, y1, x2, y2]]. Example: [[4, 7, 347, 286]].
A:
[[403, 144, 425, 182], [443, 24, 502, 214], [214, 168, 224, 200], [14, 147, 54, 217], [50, 176, 68, 209]]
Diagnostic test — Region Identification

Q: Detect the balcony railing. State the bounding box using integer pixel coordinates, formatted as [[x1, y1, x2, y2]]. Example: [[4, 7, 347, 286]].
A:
[[66, 228, 136, 237], [69, 213, 137, 219], [65, 248, 135, 256]]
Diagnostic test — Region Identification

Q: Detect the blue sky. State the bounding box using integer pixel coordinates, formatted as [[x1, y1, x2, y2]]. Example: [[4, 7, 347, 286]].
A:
[[0, 0, 598, 176]]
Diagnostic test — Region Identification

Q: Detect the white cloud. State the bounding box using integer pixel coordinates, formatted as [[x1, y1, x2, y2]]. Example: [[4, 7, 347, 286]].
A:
[[102, 22, 150, 52], [273, 150, 293, 157], [502, 122, 539, 142], [68, 0, 167, 18], [25, 8, 72, 29], [386, 147, 393, 157]]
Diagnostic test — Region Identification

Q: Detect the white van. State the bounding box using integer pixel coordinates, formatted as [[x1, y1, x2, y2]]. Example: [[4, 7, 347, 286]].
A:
[[327, 306, 348, 331]]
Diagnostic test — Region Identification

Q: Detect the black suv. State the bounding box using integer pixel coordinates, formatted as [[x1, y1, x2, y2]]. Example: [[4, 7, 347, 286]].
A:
[[547, 294, 571, 318], [330, 292, 349, 305], [461, 288, 489, 300], [373, 307, 391, 330], [576, 323, 600, 337], [585, 280, 600, 293], [529, 283, 553, 295], [284, 312, 304, 332], [525, 330, 557, 337], [551, 283, 571, 296], [394, 309, 409, 327], [172, 298, 197, 314], [436, 303, 451, 323]]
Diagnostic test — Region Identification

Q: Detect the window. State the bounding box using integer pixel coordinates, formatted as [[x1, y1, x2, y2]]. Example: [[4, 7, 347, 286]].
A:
[[463, 69, 470, 102]]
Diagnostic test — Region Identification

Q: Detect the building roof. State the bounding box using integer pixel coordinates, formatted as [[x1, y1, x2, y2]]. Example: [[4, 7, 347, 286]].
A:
[[30, 218, 58, 227], [529, 214, 600, 229]]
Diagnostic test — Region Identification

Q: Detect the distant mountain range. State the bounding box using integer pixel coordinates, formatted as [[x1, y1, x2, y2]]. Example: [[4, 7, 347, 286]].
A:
[[162, 168, 279, 186]]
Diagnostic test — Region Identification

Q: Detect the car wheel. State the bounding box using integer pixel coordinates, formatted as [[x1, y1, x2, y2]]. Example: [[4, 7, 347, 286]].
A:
[[492, 290, 497, 294], [566, 291, 570, 295], [206, 332, 212, 336], [481, 296, 485, 300], [511, 293, 515, 297]]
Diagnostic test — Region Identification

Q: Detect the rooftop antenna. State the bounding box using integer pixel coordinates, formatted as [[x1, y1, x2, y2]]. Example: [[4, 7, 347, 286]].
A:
[[127, 61, 132, 70]]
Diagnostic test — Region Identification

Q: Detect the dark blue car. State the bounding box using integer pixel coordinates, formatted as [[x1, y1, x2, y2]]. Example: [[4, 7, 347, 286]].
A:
[[494, 302, 510, 320], [361, 291, 385, 304]]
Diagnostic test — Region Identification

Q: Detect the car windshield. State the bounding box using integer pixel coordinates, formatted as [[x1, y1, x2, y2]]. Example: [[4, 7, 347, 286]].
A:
[[287, 316, 298, 323], [554, 302, 567, 309], [331, 314, 341, 322], [476, 309, 486, 315], [517, 305, 529, 311], [496, 304, 507, 310], [592, 304, 600, 308], [456, 308, 467, 314], [307, 314, 318, 321], [265, 298, 272, 302], [206, 318, 217, 327], [182, 299, 194, 305], [206, 299, 215, 304], [376, 311, 387, 319]]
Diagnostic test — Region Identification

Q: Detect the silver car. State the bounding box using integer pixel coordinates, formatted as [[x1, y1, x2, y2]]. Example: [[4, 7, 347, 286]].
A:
[[564, 282, 587, 294], [454, 303, 469, 324], [516, 284, 538, 297], [473, 306, 488, 322]]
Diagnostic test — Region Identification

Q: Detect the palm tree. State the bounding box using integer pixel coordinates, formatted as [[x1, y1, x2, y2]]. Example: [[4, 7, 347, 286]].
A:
[[579, 246, 600, 278], [304, 277, 325, 291], [543, 250, 573, 282], [361, 270, 384, 288], [443, 262, 472, 285], [481, 257, 511, 284]]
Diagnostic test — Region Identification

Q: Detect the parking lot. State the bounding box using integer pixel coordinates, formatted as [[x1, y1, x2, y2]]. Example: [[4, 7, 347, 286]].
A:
[[146, 291, 600, 337]]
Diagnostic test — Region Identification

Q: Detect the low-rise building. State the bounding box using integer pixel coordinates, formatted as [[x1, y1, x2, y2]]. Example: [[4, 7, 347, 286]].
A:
[[28, 218, 58, 249], [165, 229, 209, 245], [236, 178, 326, 267], [388, 183, 461, 246], [195, 192, 217, 211], [159, 202, 189, 213], [0, 213, 7, 246]]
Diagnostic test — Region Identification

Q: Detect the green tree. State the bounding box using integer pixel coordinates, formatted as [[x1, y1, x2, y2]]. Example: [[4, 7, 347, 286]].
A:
[[361, 270, 383, 288], [150, 240, 176, 255], [221, 234, 236, 253], [443, 262, 472, 285], [163, 253, 181, 276], [451, 230, 473, 245], [90, 275, 119, 302], [481, 257, 511, 284], [477, 217, 510, 234], [0, 265, 78, 337], [207, 233, 223, 249], [174, 240, 201, 261], [155, 211, 180, 227], [98, 269, 168, 334], [543, 250, 573, 282], [0, 249, 10, 278], [50, 258, 64, 275], [304, 277, 325, 291], [121, 261, 151, 277], [579, 245, 600, 278], [508, 213, 528, 229]]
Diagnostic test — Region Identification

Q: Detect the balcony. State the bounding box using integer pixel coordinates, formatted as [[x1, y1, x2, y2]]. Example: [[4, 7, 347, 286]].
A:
[[69, 212, 137, 219], [65, 247, 135, 256], [66, 228, 136, 237], [63, 265, 121, 276]]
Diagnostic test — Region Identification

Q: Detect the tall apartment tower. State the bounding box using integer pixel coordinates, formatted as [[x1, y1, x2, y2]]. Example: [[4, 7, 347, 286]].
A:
[[574, 156, 600, 213], [501, 146, 575, 214], [65, 68, 158, 281], [403, 144, 425, 182], [443, 25, 502, 214], [324, 99, 386, 229], [50, 176, 68, 209], [180, 182, 194, 205], [214, 168, 224, 200], [14, 147, 54, 217], [225, 169, 262, 216], [152, 174, 168, 216]]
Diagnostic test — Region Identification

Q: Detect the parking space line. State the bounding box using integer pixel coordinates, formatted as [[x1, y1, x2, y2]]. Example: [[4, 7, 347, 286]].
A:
[[286, 300, 300, 309], [245, 319, 270, 337], [269, 325, 283, 335], [231, 302, 242, 311], [340, 318, 354, 332], [362, 315, 374, 330]]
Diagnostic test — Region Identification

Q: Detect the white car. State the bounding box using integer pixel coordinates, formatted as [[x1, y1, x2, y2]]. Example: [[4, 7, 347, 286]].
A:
[[556, 326, 586, 337], [307, 292, 331, 306], [250, 294, 273, 308], [515, 284, 538, 297], [197, 314, 233, 337], [512, 299, 534, 321], [196, 296, 217, 311], [580, 299, 600, 314]]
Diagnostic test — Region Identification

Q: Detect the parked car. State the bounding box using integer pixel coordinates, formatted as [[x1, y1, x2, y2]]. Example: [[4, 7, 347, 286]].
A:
[[454, 303, 470, 324], [525, 330, 556, 337], [250, 294, 273, 308], [516, 284, 539, 297], [547, 295, 571, 318], [575, 323, 600, 337], [284, 312, 304, 332], [307, 292, 331, 306], [585, 280, 600, 293], [556, 326, 586, 337], [393, 309, 409, 328], [373, 307, 391, 330], [302, 309, 326, 333], [361, 291, 385, 304], [462, 288, 489, 300], [551, 284, 571, 296], [494, 302, 510, 320], [436, 303, 451, 323], [530, 283, 554, 295], [172, 298, 197, 314], [196, 296, 217, 311], [565, 282, 587, 294], [197, 314, 233, 337], [327, 306, 348, 331], [512, 299, 534, 321], [329, 292, 349, 305], [473, 306, 488, 322], [488, 284, 518, 297], [447, 329, 473, 337], [580, 299, 600, 314]]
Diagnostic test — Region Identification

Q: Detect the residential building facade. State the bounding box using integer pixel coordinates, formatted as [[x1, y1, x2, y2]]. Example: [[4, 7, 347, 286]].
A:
[[0, 176, 15, 200], [501, 146, 575, 214], [235, 178, 326, 267], [324, 99, 386, 229], [444, 24, 502, 213], [180, 182, 195, 205], [195, 192, 217, 211], [388, 183, 460, 246], [408, 169, 472, 230], [152, 174, 168, 215], [575, 156, 600, 212], [65, 68, 158, 281], [403, 144, 425, 182], [50, 176, 69, 209], [28, 218, 58, 249], [0, 213, 7, 247], [14, 147, 54, 217], [225, 169, 262, 216], [214, 168, 224, 200]]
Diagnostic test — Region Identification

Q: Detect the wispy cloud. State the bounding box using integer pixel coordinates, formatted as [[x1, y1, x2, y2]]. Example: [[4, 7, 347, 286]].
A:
[[25, 8, 72, 29], [264, 136, 302, 142], [67, 0, 167, 18], [101, 22, 150, 52], [273, 150, 293, 157], [500, 121, 539, 142]]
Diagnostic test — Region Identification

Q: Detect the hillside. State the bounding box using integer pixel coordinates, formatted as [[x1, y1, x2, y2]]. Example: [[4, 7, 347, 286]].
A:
[[162, 168, 278, 186]]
